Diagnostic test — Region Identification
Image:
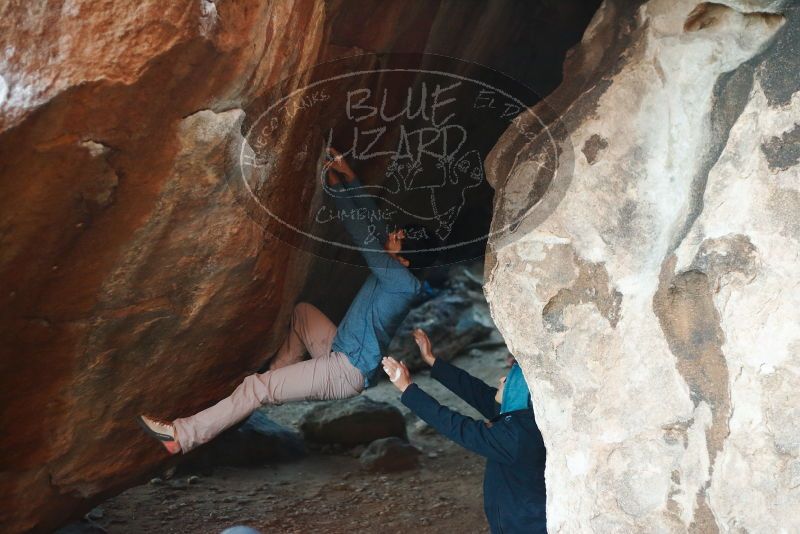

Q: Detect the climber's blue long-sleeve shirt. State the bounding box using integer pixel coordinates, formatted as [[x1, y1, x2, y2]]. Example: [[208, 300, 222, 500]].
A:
[[401, 358, 547, 534], [328, 177, 421, 386]]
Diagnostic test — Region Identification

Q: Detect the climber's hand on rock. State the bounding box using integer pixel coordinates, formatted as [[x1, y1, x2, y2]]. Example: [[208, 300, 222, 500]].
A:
[[324, 147, 356, 181], [413, 328, 436, 367], [382, 356, 412, 392]]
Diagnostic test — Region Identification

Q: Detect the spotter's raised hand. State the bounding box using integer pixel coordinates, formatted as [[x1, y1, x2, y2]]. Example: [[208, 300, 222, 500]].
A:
[[412, 328, 436, 367], [382, 356, 412, 392]]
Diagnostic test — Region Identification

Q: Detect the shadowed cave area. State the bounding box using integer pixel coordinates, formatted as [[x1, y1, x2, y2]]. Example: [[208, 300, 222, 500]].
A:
[[2, 1, 799, 533]]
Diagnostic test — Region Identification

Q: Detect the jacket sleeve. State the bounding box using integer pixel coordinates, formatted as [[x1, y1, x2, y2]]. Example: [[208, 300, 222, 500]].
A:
[[329, 178, 418, 292], [430, 358, 498, 420], [401, 383, 518, 464], [336, 175, 381, 213]]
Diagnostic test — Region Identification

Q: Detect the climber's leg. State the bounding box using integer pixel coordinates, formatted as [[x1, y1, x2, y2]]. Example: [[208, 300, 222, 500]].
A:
[[258, 302, 337, 372], [173, 351, 363, 453]]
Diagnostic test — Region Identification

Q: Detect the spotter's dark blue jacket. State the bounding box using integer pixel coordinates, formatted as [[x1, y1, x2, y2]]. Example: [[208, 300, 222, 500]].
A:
[[401, 359, 547, 534]]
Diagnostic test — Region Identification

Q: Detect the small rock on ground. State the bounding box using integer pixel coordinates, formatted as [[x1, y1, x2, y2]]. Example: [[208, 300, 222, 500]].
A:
[[300, 396, 407, 446], [359, 437, 421, 472]]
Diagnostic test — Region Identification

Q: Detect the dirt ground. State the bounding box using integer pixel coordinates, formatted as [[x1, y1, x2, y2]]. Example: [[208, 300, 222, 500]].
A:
[[91, 347, 511, 534]]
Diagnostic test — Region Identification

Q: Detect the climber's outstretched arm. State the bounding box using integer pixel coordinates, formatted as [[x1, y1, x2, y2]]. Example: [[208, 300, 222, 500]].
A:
[[324, 148, 418, 291]]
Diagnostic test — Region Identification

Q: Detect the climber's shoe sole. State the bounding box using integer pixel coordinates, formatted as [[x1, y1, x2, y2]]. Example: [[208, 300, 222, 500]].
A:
[[137, 415, 181, 455]]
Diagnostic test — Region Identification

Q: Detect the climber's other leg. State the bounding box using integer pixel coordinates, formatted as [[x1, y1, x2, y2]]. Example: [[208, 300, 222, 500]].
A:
[[258, 302, 337, 373]]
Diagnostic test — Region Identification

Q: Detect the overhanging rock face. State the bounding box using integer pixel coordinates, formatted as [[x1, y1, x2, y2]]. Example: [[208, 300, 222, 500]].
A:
[[484, 0, 798, 532], [0, 3, 327, 532]]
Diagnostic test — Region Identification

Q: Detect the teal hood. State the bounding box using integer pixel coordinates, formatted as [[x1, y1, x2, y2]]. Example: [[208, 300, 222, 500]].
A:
[[500, 363, 531, 414]]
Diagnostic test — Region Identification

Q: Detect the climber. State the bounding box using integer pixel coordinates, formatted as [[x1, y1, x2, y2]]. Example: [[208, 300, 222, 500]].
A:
[[382, 329, 546, 534], [137, 147, 438, 455]]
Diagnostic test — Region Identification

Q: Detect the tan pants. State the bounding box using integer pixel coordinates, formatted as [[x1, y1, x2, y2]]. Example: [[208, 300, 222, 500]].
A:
[[173, 303, 364, 452]]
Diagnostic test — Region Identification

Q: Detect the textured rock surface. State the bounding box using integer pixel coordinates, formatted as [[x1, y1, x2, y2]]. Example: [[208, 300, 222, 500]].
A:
[[180, 411, 306, 470], [299, 396, 407, 446], [359, 436, 422, 472], [0, 2, 323, 529], [485, 0, 798, 532], [388, 264, 494, 371], [0, 1, 601, 532]]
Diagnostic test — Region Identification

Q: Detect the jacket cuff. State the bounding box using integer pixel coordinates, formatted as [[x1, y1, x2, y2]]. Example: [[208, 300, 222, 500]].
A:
[[345, 175, 363, 188], [430, 357, 449, 380], [330, 175, 363, 190], [400, 383, 422, 407]]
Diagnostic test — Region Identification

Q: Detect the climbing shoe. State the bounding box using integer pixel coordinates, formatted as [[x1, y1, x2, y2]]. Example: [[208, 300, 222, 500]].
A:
[[137, 414, 181, 454]]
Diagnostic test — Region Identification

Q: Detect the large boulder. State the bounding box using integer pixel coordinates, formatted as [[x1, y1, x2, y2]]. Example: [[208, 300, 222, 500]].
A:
[[484, 1, 798, 532], [180, 411, 306, 471], [299, 397, 407, 447]]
